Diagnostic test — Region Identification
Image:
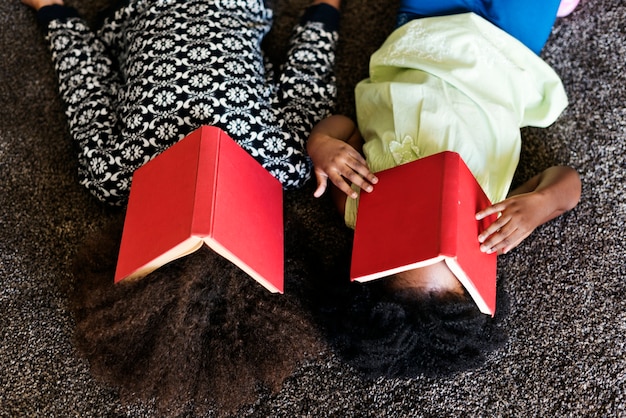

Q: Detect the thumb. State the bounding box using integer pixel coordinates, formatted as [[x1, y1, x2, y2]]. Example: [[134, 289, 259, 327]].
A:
[[312, 170, 328, 198]]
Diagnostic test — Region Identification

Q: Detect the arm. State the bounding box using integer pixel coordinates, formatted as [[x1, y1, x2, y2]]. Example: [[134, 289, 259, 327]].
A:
[[306, 115, 378, 212], [271, 0, 341, 189], [476, 166, 581, 254], [22, 0, 128, 204]]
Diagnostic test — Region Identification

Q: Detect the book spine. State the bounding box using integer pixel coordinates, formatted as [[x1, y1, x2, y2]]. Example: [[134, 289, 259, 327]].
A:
[[439, 152, 460, 257], [191, 126, 221, 236]]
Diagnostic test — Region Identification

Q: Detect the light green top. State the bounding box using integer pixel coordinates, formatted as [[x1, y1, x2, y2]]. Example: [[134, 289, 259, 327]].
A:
[[345, 13, 568, 228]]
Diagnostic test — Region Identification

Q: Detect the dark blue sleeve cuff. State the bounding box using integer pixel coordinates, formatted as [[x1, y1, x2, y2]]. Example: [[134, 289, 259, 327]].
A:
[[301, 3, 340, 32], [37, 4, 81, 26]]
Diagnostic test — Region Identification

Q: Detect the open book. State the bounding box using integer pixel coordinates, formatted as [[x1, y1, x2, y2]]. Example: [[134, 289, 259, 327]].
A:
[[350, 151, 498, 315], [114, 125, 284, 293]]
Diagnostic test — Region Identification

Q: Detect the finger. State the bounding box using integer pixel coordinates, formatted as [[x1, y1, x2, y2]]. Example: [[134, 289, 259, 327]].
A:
[[477, 213, 511, 243], [499, 229, 533, 255], [338, 154, 377, 190], [328, 172, 358, 199], [476, 203, 505, 220], [346, 156, 378, 186], [480, 231, 510, 254], [342, 170, 374, 193], [480, 222, 520, 254], [483, 230, 522, 255], [312, 171, 329, 198]]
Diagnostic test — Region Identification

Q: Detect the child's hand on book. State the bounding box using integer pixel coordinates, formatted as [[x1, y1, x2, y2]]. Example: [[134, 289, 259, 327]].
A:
[[307, 115, 378, 199], [476, 165, 581, 255], [307, 133, 378, 199], [475, 192, 548, 255]]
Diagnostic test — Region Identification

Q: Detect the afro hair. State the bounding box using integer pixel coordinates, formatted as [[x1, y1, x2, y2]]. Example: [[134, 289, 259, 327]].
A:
[[69, 216, 324, 416], [308, 261, 508, 379]]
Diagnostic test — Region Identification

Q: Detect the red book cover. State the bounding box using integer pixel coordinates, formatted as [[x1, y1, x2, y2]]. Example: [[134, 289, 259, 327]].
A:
[[114, 125, 284, 293], [350, 151, 498, 315]]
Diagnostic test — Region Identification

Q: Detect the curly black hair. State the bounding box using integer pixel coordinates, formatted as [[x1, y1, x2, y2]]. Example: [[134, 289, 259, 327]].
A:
[[68, 193, 508, 414], [310, 266, 508, 379], [69, 217, 323, 416]]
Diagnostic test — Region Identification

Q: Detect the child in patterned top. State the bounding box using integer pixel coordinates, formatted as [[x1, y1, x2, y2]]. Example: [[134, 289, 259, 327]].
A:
[[22, 0, 344, 413], [21, 0, 341, 205]]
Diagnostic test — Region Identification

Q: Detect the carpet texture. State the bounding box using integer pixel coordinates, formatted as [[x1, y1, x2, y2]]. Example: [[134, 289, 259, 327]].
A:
[[1, 0, 625, 416]]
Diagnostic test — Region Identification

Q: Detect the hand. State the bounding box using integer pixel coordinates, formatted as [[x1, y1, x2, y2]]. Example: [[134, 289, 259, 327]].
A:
[[21, 0, 63, 11], [307, 133, 377, 199], [476, 165, 581, 254], [475, 192, 551, 255]]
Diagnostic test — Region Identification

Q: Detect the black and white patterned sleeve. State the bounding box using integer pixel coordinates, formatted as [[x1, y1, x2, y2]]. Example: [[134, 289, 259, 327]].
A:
[[269, 3, 340, 188], [40, 6, 128, 205]]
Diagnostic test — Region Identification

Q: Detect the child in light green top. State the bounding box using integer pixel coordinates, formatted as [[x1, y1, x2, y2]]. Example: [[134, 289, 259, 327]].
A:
[[306, 11, 581, 377], [346, 13, 570, 229], [308, 13, 580, 295]]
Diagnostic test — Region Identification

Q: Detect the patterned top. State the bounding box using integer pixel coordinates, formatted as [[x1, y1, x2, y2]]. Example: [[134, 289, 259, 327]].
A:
[[41, 0, 339, 205], [345, 13, 568, 228]]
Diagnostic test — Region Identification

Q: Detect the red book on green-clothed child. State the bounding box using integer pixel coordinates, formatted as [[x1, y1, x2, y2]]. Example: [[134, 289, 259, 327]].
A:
[[114, 125, 284, 293], [350, 151, 498, 315]]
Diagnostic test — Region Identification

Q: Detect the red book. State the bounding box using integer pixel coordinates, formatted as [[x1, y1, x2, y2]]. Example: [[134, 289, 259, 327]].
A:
[[114, 125, 284, 293], [350, 151, 498, 315]]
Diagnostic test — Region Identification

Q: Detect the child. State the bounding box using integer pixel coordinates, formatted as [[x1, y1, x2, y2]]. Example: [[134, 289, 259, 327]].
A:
[[21, 0, 343, 412], [21, 0, 341, 205], [306, 0, 581, 376]]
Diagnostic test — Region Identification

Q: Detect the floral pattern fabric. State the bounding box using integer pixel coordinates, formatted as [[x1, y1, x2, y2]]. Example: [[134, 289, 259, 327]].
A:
[[45, 0, 338, 205]]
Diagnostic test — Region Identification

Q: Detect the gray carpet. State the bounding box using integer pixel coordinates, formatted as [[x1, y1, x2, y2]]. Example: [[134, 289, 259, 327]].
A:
[[1, 0, 625, 416]]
